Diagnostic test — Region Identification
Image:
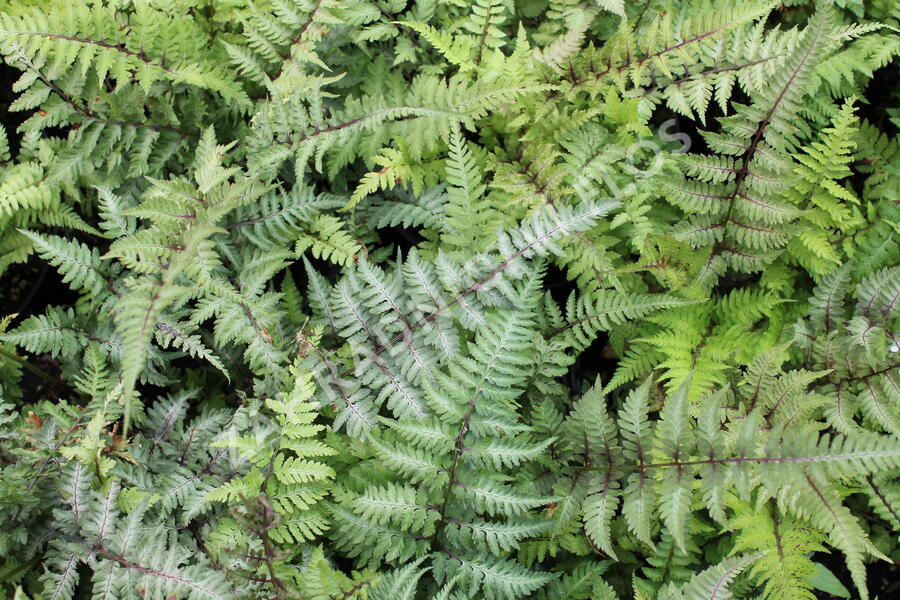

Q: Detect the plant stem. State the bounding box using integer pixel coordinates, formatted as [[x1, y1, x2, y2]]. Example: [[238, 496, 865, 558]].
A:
[[0, 346, 76, 397]]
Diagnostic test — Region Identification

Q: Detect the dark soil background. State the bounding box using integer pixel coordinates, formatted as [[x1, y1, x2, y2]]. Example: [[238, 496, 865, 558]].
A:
[[1, 28, 898, 600]]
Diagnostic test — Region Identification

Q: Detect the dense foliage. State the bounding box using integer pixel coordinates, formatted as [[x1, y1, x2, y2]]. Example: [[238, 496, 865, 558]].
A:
[[0, 1, 897, 599]]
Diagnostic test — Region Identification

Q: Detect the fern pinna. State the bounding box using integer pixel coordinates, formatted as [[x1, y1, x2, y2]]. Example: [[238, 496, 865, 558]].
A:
[[0, 1, 898, 600]]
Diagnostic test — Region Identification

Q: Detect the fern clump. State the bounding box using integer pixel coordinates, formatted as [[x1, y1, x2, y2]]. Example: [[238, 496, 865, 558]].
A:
[[0, 1, 896, 599]]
